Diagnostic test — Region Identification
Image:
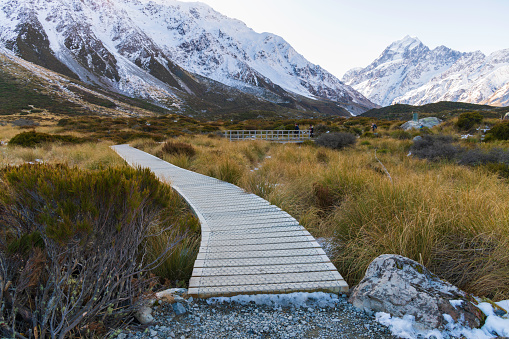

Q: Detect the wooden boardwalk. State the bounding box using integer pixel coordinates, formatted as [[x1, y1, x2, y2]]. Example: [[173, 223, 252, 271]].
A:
[[224, 130, 311, 143], [111, 145, 348, 298]]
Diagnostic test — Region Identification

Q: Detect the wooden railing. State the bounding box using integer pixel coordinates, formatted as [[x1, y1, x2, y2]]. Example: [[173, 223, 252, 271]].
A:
[[224, 130, 311, 142]]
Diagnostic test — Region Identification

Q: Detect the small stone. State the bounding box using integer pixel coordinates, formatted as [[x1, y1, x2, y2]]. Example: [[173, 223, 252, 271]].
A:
[[173, 295, 186, 303], [116, 334, 127, 339], [494, 308, 507, 317], [135, 305, 154, 325], [173, 302, 187, 316], [150, 329, 158, 337]]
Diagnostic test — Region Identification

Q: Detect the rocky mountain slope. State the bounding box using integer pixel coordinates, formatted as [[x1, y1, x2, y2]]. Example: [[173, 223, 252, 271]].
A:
[[0, 0, 375, 116], [343, 36, 509, 107]]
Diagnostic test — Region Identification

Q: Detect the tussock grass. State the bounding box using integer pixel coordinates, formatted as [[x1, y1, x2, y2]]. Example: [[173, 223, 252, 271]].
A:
[[146, 134, 509, 300], [0, 141, 125, 169]]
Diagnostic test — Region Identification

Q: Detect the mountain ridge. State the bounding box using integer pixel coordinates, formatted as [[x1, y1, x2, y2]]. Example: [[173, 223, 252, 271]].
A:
[[0, 0, 376, 116], [343, 36, 509, 108]]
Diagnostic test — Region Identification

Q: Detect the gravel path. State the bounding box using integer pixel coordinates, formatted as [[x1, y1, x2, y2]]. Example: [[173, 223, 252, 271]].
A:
[[118, 292, 396, 339]]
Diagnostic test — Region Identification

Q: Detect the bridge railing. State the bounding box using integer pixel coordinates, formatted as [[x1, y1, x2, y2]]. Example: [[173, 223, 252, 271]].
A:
[[224, 130, 311, 142]]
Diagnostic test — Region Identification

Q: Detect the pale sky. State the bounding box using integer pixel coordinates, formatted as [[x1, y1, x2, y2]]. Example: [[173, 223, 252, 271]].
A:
[[177, 0, 509, 79]]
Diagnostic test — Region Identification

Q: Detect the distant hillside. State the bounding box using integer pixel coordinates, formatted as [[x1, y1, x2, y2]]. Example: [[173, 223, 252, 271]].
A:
[[0, 48, 352, 120], [360, 101, 509, 121]]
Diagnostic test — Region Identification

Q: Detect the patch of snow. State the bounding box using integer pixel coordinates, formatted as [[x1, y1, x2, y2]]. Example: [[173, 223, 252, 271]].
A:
[[449, 300, 463, 308], [376, 300, 509, 339]]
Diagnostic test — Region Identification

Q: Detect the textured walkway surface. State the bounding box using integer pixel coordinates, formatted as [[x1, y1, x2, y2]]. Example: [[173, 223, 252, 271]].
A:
[[112, 145, 348, 298]]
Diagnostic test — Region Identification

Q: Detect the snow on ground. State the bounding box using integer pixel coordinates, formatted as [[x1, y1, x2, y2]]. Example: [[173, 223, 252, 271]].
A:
[[376, 300, 509, 339]]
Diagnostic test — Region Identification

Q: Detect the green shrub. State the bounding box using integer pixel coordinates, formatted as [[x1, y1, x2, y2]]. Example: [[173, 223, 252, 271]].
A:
[[456, 111, 483, 131], [410, 135, 463, 161], [361, 131, 376, 138], [161, 141, 196, 157], [390, 130, 412, 140], [315, 132, 357, 150], [0, 164, 195, 338], [487, 121, 509, 141], [9, 131, 82, 147]]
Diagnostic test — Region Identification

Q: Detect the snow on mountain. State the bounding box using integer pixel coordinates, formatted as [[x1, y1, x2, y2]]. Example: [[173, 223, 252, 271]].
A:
[[343, 36, 509, 107], [0, 0, 375, 115]]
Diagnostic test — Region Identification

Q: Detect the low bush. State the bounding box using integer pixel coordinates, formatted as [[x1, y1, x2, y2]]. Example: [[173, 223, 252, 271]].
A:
[[487, 121, 509, 141], [9, 130, 83, 147], [0, 164, 193, 338], [361, 131, 376, 138], [161, 141, 196, 157], [389, 130, 412, 140], [315, 132, 357, 150], [410, 135, 463, 161], [458, 148, 509, 166], [456, 111, 483, 131]]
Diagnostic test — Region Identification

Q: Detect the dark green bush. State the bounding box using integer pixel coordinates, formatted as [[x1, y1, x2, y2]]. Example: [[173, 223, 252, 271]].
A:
[[487, 121, 509, 141], [315, 132, 357, 150], [456, 111, 483, 131], [390, 130, 412, 140], [161, 141, 196, 157], [314, 124, 340, 137], [361, 131, 376, 138], [410, 135, 463, 161], [8, 131, 82, 147], [458, 148, 509, 166], [0, 164, 191, 338]]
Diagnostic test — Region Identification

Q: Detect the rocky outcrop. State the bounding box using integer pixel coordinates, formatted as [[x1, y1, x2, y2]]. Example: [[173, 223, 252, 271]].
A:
[[349, 254, 485, 331], [401, 117, 442, 130]]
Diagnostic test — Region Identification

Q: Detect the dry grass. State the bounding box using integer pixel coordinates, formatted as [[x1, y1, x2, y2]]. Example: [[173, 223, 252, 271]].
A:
[[0, 141, 125, 169], [144, 134, 509, 300]]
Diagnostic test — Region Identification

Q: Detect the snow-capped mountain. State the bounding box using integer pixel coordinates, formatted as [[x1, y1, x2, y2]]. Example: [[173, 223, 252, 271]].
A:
[[343, 36, 509, 107], [0, 0, 375, 116]]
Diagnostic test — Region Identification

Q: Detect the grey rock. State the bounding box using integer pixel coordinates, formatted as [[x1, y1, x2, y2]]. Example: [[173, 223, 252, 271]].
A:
[[402, 117, 442, 130], [494, 308, 507, 317], [349, 254, 483, 331], [134, 305, 154, 325], [413, 135, 423, 142], [116, 334, 127, 339], [173, 295, 186, 303], [173, 302, 187, 316]]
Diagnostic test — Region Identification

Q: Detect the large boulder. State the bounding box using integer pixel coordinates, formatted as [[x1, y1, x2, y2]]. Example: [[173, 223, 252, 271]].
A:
[[349, 254, 484, 331], [401, 117, 442, 130]]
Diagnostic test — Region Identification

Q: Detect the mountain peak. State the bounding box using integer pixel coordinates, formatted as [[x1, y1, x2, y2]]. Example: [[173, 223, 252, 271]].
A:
[[343, 37, 509, 108], [388, 35, 424, 53]]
